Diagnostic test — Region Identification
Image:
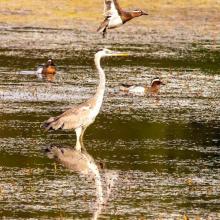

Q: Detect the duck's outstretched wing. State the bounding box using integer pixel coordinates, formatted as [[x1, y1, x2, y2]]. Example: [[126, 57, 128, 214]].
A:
[[104, 0, 122, 17], [97, 17, 109, 33]]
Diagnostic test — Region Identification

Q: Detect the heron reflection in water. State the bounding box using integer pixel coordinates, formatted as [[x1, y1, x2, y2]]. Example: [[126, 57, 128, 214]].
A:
[[43, 49, 128, 151], [46, 144, 118, 220]]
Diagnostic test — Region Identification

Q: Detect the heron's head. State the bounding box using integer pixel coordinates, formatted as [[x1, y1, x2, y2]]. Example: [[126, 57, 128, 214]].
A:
[[96, 49, 129, 58], [131, 9, 148, 17], [151, 77, 165, 87]]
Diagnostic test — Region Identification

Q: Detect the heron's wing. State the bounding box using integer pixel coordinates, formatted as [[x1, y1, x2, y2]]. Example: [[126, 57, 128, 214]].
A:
[[60, 102, 91, 117], [104, 0, 121, 17], [43, 103, 92, 130]]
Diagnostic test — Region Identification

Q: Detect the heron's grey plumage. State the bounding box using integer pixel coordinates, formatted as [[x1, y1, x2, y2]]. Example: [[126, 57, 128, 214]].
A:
[[44, 102, 93, 131], [43, 49, 128, 151]]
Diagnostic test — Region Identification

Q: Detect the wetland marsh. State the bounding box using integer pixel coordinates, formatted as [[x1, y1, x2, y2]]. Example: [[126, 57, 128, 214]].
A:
[[0, 1, 220, 219]]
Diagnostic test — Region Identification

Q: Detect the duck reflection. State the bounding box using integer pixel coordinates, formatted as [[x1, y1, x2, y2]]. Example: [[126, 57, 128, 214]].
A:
[[45, 144, 118, 220]]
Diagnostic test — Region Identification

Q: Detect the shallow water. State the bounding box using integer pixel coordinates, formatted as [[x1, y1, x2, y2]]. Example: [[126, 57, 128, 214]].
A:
[[0, 27, 220, 219]]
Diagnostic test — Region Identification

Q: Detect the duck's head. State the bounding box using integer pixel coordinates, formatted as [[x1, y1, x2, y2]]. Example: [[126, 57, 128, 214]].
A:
[[151, 77, 165, 88], [46, 59, 55, 66], [131, 9, 148, 17]]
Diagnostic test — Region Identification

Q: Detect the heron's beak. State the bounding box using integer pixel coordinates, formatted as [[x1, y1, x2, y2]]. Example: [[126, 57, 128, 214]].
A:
[[112, 51, 129, 56]]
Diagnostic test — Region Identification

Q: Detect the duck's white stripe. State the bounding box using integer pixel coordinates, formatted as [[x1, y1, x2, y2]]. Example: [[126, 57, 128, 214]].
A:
[[129, 86, 145, 94], [151, 78, 160, 84], [108, 15, 123, 28], [36, 66, 43, 75]]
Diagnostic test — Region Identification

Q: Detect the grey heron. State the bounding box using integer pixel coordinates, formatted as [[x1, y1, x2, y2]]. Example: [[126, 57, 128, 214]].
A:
[[43, 49, 128, 151]]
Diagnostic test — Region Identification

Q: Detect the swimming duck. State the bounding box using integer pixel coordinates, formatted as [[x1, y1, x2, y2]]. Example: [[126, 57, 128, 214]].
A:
[[97, 0, 148, 37], [120, 77, 165, 95], [36, 59, 56, 75]]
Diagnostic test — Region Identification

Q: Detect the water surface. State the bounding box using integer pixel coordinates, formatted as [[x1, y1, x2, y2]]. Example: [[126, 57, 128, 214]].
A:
[[0, 27, 220, 219]]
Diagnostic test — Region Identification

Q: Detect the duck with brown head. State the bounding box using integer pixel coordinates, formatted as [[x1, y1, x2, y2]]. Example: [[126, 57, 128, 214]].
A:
[[120, 77, 165, 96], [97, 0, 148, 37], [36, 59, 56, 81], [36, 59, 56, 75]]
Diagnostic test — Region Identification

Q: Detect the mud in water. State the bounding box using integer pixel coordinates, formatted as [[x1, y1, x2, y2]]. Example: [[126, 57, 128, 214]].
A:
[[0, 26, 220, 219]]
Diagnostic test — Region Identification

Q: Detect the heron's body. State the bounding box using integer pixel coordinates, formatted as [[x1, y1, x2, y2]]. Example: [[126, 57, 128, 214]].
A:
[[45, 99, 100, 131], [43, 49, 128, 151], [120, 77, 165, 95], [97, 0, 148, 37]]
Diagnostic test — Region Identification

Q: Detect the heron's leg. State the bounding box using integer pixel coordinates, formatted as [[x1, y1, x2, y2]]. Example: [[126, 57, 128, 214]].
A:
[[80, 126, 87, 152], [75, 127, 82, 151]]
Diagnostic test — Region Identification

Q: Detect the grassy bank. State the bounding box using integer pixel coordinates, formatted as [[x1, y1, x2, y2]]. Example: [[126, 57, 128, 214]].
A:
[[0, 0, 219, 29]]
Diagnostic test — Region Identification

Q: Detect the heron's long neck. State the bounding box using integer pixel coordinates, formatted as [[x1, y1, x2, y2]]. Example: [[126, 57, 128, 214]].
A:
[[94, 55, 105, 104]]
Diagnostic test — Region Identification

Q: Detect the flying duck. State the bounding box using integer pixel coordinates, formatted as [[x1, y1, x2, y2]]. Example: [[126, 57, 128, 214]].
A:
[[97, 0, 148, 37], [36, 59, 56, 75], [120, 77, 165, 95]]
